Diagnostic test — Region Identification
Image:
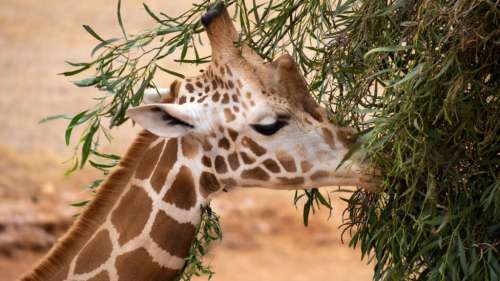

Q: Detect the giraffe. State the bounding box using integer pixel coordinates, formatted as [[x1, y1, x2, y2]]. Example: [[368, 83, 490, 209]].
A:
[[20, 2, 379, 281]]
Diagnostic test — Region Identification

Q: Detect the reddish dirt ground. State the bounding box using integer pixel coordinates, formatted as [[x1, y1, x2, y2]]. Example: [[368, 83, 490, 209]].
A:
[[0, 1, 373, 280]]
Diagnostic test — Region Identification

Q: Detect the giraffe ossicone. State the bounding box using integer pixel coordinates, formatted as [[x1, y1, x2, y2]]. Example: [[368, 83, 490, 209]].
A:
[[21, 2, 379, 281]]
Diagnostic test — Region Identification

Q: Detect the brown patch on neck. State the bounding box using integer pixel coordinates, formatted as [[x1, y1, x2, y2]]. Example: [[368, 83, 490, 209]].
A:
[[227, 152, 240, 171], [218, 137, 230, 150], [336, 126, 358, 148], [300, 161, 313, 173], [111, 185, 153, 246], [278, 176, 305, 186], [276, 151, 297, 172], [322, 128, 336, 150], [201, 155, 212, 167], [263, 159, 281, 173], [240, 152, 255, 164], [241, 167, 270, 181], [74, 229, 112, 274], [214, 155, 228, 173], [163, 166, 197, 210], [88, 271, 110, 281], [115, 248, 179, 281], [181, 137, 199, 159], [310, 170, 329, 181], [199, 171, 221, 197], [227, 128, 239, 141], [151, 138, 178, 192], [242, 137, 266, 157], [135, 141, 165, 180], [150, 211, 196, 258]]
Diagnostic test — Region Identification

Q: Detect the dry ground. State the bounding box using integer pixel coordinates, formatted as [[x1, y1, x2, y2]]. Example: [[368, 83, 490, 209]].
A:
[[0, 1, 373, 280]]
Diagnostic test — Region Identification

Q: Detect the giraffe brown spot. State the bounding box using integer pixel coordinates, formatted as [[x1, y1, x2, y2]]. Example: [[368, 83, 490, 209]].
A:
[[135, 141, 165, 180], [51, 265, 70, 281], [245, 92, 251, 99], [240, 152, 255, 164], [263, 159, 281, 173], [189, 97, 195, 102], [195, 81, 203, 88], [199, 171, 221, 197], [151, 139, 178, 192], [88, 271, 110, 281], [224, 108, 236, 122], [225, 64, 233, 76], [201, 139, 213, 151], [202, 155, 212, 167], [219, 66, 225, 75], [150, 210, 196, 257], [242, 167, 270, 181], [111, 185, 153, 245], [233, 106, 240, 112], [221, 178, 237, 187], [197, 95, 208, 103], [185, 83, 194, 93], [231, 94, 238, 102], [163, 166, 197, 210], [211, 80, 217, 90], [115, 248, 179, 281], [336, 127, 358, 148], [227, 152, 240, 171], [218, 137, 230, 150], [179, 96, 187, 104], [228, 80, 234, 88], [214, 156, 228, 173], [322, 128, 336, 149], [227, 128, 239, 141], [301, 161, 313, 173], [277, 151, 297, 172], [310, 170, 330, 181], [278, 177, 305, 186], [74, 230, 112, 274], [181, 137, 199, 159], [212, 92, 220, 102], [236, 79, 242, 88], [221, 94, 230, 104], [242, 137, 266, 157], [204, 86, 210, 93]]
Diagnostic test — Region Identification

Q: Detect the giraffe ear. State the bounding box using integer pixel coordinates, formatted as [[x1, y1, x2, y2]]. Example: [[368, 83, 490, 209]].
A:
[[142, 88, 171, 104], [126, 103, 202, 138]]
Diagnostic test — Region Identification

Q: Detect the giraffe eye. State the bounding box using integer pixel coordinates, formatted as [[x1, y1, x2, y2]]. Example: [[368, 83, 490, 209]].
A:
[[251, 120, 288, 136]]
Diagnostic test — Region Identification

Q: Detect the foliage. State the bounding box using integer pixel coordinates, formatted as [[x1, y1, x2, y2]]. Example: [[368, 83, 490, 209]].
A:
[[56, 0, 499, 280], [177, 205, 222, 281]]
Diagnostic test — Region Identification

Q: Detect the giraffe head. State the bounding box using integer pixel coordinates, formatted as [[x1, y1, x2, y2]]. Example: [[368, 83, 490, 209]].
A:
[[127, 2, 379, 195]]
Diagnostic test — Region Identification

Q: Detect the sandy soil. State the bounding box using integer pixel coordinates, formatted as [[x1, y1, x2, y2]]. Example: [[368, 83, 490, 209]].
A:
[[0, 1, 373, 280]]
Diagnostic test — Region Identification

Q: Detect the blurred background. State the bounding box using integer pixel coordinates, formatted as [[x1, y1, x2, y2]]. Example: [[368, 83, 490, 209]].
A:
[[0, 1, 372, 280]]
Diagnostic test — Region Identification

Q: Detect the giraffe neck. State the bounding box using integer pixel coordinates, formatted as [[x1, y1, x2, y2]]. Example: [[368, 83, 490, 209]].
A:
[[22, 131, 211, 281]]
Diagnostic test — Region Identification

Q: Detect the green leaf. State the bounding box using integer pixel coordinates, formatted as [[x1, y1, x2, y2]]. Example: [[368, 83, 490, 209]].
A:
[[70, 200, 90, 207], [156, 64, 185, 78], [82, 25, 105, 42], [117, 0, 127, 40], [38, 114, 72, 124], [65, 111, 89, 145], [73, 77, 98, 87], [91, 38, 119, 56], [363, 45, 413, 60], [303, 200, 311, 227], [80, 122, 99, 168]]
